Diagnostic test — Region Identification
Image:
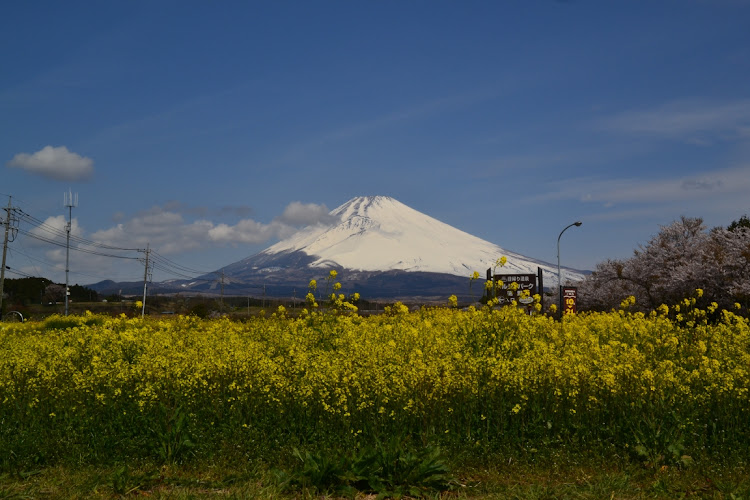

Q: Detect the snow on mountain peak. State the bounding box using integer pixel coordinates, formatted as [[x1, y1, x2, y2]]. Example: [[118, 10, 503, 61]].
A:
[[260, 196, 585, 281]]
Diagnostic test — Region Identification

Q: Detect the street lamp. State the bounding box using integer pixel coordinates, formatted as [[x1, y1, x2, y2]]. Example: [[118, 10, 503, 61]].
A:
[[557, 221, 582, 317]]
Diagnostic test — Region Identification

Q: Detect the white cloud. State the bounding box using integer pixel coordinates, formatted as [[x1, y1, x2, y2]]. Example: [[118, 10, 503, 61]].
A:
[[91, 208, 215, 254], [278, 90, 501, 164], [276, 202, 336, 226], [530, 164, 750, 206], [90, 201, 335, 254], [13, 201, 338, 283], [7, 145, 94, 181], [208, 219, 279, 244], [602, 99, 750, 144], [25, 215, 83, 247]]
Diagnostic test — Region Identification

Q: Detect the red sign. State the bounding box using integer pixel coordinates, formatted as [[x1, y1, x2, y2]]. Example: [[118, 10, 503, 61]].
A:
[[562, 287, 577, 315]]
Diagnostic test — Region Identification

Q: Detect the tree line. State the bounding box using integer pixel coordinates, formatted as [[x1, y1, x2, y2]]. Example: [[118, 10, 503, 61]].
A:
[[2, 277, 99, 308]]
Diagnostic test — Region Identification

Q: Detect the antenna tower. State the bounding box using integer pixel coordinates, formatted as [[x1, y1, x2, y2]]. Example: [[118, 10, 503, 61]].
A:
[[64, 190, 78, 316]]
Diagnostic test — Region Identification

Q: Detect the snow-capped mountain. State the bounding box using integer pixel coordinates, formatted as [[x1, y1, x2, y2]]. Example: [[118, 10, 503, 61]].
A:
[[89, 196, 587, 300], [217, 196, 585, 298]]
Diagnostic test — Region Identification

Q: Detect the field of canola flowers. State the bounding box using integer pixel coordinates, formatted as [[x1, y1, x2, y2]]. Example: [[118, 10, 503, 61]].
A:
[[1, 299, 749, 470]]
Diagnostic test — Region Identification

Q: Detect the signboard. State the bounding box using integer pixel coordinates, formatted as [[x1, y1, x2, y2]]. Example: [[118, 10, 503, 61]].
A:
[[562, 287, 577, 315], [492, 273, 537, 306]]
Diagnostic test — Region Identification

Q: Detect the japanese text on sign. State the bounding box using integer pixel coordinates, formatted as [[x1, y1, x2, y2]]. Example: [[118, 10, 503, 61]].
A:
[[492, 273, 537, 305]]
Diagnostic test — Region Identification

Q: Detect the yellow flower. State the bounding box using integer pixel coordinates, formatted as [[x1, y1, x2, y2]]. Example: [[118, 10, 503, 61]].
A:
[[620, 296, 635, 309], [448, 295, 458, 308]]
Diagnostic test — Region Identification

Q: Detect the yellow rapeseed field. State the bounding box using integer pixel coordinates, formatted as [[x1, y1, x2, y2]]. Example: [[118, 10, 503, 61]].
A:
[[1, 299, 748, 467]]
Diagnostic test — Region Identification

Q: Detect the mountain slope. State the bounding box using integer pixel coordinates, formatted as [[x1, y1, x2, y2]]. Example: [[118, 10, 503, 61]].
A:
[[89, 196, 587, 300], [221, 196, 586, 294]]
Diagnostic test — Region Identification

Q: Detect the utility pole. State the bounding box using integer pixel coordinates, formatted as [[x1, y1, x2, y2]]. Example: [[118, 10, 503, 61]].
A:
[[64, 190, 78, 316], [141, 244, 150, 318], [0, 197, 14, 317]]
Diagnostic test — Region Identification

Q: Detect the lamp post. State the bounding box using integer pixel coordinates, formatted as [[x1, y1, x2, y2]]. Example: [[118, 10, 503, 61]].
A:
[[557, 221, 582, 317]]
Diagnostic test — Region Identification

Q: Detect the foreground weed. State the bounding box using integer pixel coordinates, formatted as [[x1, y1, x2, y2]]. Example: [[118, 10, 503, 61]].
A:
[[352, 437, 457, 498], [150, 405, 195, 465], [630, 413, 693, 469], [275, 447, 355, 496], [276, 439, 456, 498]]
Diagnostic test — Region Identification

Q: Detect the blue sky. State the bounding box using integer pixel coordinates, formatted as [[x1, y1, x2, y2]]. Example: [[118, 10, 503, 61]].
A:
[[2, 0, 749, 285]]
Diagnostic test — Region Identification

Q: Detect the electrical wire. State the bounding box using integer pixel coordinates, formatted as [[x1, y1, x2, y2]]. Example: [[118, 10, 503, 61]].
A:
[[7, 246, 47, 278], [5, 267, 38, 279], [15, 227, 141, 260], [15, 210, 143, 251], [148, 262, 218, 283], [150, 250, 216, 276], [3, 201, 252, 290], [9, 238, 143, 284]]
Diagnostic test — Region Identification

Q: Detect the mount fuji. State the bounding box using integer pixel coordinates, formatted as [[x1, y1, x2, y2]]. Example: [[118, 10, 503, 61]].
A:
[[207, 196, 587, 300]]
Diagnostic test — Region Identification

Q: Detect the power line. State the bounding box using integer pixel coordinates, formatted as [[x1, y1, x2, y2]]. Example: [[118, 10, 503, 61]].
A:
[[15, 210, 143, 252], [5, 267, 39, 279], [3, 196, 246, 296], [147, 262, 217, 282], [10, 241, 142, 283], [4, 194, 142, 251], [6, 245, 140, 283], [150, 250, 215, 275], [15, 228, 141, 260]]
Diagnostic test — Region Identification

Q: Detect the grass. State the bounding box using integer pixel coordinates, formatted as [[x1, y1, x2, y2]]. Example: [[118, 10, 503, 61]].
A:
[[1, 453, 749, 499]]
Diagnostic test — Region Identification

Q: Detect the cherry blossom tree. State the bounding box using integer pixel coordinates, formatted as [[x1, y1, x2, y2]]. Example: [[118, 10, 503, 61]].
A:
[[578, 217, 750, 313]]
